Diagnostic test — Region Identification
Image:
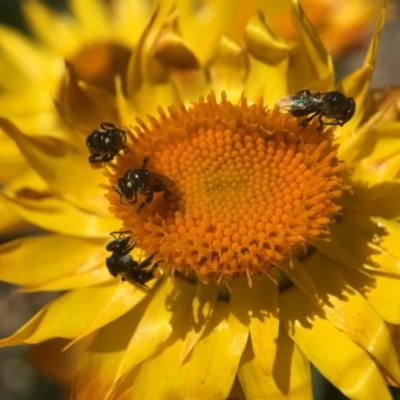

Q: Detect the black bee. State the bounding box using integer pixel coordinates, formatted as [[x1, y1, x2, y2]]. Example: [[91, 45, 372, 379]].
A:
[[276, 89, 356, 131], [114, 156, 173, 213], [105, 231, 161, 293], [86, 122, 128, 163]]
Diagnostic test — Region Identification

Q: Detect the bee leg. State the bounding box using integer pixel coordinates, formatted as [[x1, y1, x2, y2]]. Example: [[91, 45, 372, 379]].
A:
[[141, 156, 150, 169], [139, 271, 154, 284], [138, 253, 158, 270], [113, 186, 127, 205], [163, 188, 172, 201], [138, 191, 154, 214], [101, 153, 114, 162], [130, 191, 138, 205], [299, 111, 319, 130], [317, 113, 344, 131], [318, 119, 342, 127], [124, 258, 140, 274], [125, 242, 136, 253], [101, 122, 116, 130], [88, 153, 101, 163], [151, 260, 163, 278], [316, 113, 326, 131], [296, 89, 311, 96], [299, 119, 309, 130], [137, 202, 145, 214], [110, 230, 132, 238]]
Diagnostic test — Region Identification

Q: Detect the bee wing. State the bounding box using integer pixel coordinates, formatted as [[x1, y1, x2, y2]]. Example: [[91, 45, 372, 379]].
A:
[[121, 273, 154, 294], [276, 95, 296, 111], [279, 94, 326, 113], [148, 172, 175, 187]]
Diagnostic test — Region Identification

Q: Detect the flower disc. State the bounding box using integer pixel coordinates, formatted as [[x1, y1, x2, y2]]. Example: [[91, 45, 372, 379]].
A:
[[106, 92, 346, 283]]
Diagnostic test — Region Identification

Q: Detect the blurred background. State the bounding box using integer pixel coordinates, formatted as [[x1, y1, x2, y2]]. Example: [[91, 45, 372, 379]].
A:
[[0, 1, 400, 399]]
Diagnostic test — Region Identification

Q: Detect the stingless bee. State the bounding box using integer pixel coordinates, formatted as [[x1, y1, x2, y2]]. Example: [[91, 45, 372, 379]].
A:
[[105, 231, 161, 293], [114, 156, 173, 213], [86, 122, 128, 163], [276, 89, 356, 131]]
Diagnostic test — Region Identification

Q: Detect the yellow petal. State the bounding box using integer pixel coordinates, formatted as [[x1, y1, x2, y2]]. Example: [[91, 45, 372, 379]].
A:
[[129, 297, 248, 399], [112, 0, 156, 46], [245, 11, 289, 64], [341, 182, 400, 221], [0, 58, 27, 90], [244, 11, 290, 103], [0, 118, 106, 201], [66, 282, 153, 349], [247, 276, 280, 376], [23, 270, 110, 292], [247, 56, 289, 105], [209, 36, 248, 103], [369, 183, 400, 220], [26, 244, 158, 292], [0, 25, 56, 86], [115, 77, 137, 127], [1, 191, 118, 238], [129, 82, 177, 120], [321, 219, 400, 276], [110, 277, 195, 394], [338, 116, 378, 167], [22, 0, 80, 53], [288, 0, 333, 91], [0, 89, 62, 137], [280, 287, 393, 400], [338, 215, 400, 276], [337, 260, 400, 325], [57, 63, 118, 130], [181, 297, 249, 399], [0, 198, 32, 236], [29, 336, 92, 387], [4, 164, 48, 191], [69, 0, 110, 39], [169, 68, 210, 105], [316, 222, 398, 273], [72, 306, 143, 400], [152, 19, 209, 104], [125, 8, 158, 97], [371, 217, 400, 260], [178, 0, 240, 65], [0, 128, 26, 181], [153, 22, 199, 70], [352, 132, 400, 185], [0, 284, 123, 344], [127, 307, 190, 399], [180, 281, 219, 364], [0, 234, 104, 287], [290, 251, 400, 384], [126, 7, 176, 117], [228, 377, 247, 400], [239, 328, 312, 399], [338, 7, 386, 142]]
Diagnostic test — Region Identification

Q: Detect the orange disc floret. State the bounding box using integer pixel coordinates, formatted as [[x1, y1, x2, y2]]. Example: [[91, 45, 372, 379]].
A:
[[104, 92, 346, 283]]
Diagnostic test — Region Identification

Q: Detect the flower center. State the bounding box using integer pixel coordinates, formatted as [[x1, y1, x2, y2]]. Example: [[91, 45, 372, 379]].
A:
[[106, 92, 346, 284]]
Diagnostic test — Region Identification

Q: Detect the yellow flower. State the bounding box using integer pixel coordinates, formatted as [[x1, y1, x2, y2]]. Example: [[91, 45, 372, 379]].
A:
[[0, 1, 399, 399]]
